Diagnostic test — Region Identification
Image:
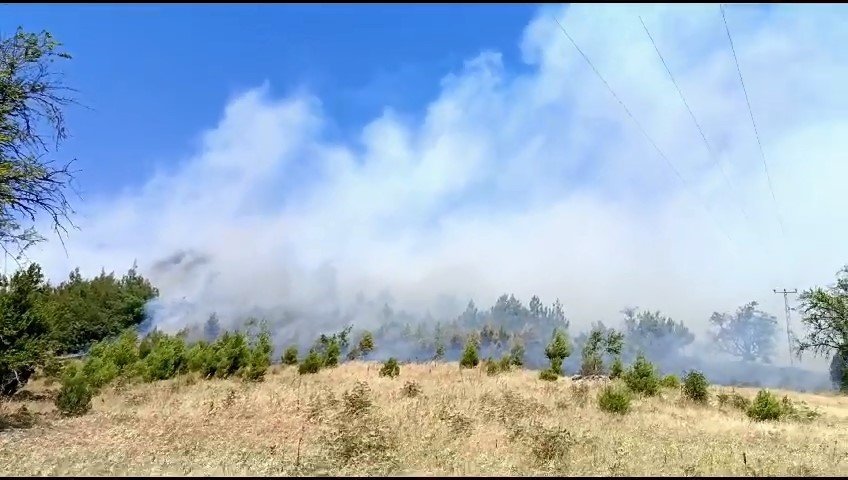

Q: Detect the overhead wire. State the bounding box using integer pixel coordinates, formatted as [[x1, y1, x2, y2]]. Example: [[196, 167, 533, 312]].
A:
[[639, 16, 755, 232], [551, 15, 739, 251], [720, 4, 787, 238]]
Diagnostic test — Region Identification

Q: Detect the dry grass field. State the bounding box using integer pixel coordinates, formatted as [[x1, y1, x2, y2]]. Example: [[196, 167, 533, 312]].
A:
[[1, 362, 847, 476]]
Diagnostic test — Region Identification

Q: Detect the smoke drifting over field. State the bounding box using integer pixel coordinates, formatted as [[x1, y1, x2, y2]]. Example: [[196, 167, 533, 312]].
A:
[[31, 5, 848, 388]]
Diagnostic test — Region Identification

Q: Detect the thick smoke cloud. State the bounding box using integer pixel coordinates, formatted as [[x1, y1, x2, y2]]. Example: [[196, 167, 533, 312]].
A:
[[28, 4, 848, 380]]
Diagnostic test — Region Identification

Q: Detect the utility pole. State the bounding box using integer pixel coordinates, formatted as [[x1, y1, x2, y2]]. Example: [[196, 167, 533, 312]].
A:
[[774, 288, 797, 366]]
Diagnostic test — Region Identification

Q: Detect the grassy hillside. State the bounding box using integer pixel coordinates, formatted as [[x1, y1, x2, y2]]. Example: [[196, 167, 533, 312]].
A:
[[1, 362, 847, 476]]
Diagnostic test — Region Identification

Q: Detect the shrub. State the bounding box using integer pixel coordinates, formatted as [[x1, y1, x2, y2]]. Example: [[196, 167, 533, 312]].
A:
[[55, 370, 93, 417], [570, 382, 590, 407], [580, 353, 604, 377], [598, 384, 631, 414], [528, 425, 575, 465], [98, 330, 141, 370], [459, 337, 479, 369], [346, 346, 362, 361], [682, 370, 709, 403], [580, 329, 605, 376], [140, 334, 187, 381], [241, 331, 272, 382], [539, 368, 559, 382], [433, 341, 445, 361], [498, 355, 513, 373], [358, 331, 375, 357], [401, 380, 421, 398], [609, 357, 623, 379], [314, 327, 351, 368], [81, 356, 119, 390], [780, 396, 821, 422], [717, 391, 751, 411], [747, 389, 783, 421], [213, 331, 251, 378], [342, 381, 373, 416], [379, 357, 400, 378], [545, 328, 572, 376], [509, 341, 525, 367], [282, 346, 299, 366], [41, 356, 64, 380], [661, 374, 680, 389], [186, 341, 217, 377], [622, 354, 659, 396], [298, 349, 324, 375]]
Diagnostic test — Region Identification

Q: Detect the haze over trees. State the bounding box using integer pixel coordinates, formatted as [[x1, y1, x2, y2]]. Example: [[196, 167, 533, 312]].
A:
[[709, 301, 778, 363], [0, 27, 845, 403]]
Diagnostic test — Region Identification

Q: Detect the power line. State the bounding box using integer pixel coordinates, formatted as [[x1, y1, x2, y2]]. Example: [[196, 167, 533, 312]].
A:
[[720, 4, 787, 238], [773, 288, 797, 365], [551, 15, 737, 249], [639, 16, 755, 230]]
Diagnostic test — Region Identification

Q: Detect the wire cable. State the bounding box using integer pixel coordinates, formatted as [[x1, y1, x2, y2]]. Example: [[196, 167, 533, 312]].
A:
[[551, 15, 738, 249], [720, 4, 787, 237], [639, 16, 755, 230]]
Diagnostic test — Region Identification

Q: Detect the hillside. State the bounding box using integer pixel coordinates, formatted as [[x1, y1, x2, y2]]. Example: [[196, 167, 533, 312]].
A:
[[2, 362, 847, 476]]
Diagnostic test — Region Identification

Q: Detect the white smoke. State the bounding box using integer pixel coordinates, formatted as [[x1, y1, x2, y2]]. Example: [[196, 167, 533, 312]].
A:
[[28, 4, 848, 372]]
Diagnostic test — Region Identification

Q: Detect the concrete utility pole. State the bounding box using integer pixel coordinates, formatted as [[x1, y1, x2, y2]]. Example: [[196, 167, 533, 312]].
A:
[[774, 288, 798, 366]]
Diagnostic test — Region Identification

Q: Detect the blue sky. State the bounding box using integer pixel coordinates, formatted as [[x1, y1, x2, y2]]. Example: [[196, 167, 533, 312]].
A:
[[0, 4, 537, 197], [7, 4, 848, 368]]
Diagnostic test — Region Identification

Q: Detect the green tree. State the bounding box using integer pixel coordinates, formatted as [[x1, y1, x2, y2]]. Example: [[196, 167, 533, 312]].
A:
[[42, 264, 158, 354], [545, 328, 572, 376], [1, 28, 77, 255], [0, 263, 50, 395], [622, 307, 694, 360], [709, 301, 778, 363], [796, 266, 848, 392], [459, 336, 479, 369]]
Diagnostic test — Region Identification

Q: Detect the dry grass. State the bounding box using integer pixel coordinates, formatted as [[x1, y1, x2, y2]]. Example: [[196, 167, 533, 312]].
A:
[[1, 362, 847, 476]]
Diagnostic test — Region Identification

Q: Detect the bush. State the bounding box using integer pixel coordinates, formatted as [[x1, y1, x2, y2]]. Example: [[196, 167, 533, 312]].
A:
[[186, 341, 217, 377], [545, 328, 572, 376], [598, 384, 631, 414], [41, 356, 64, 380], [379, 357, 400, 378], [346, 346, 362, 361], [357, 331, 375, 357], [661, 374, 680, 389], [780, 396, 821, 422], [580, 353, 604, 377], [609, 357, 623, 379], [298, 349, 323, 375], [459, 337, 479, 369], [498, 355, 513, 373], [433, 341, 445, 361], [55, 370, 93, 417], [718, 391, 751, 411], [401, 380, 421, 398], [140, 334, 187, 381], [282, 346, 298, 366], [747, 389, 783, 421], [241, 331, 272, 382], [682, 370, 709, 403], [622, 354, 659, 396], [539, 368, 559, 382], [81, 356, 119, 390], [509, 341, 525, 367], [213, 331, 251, 378]]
